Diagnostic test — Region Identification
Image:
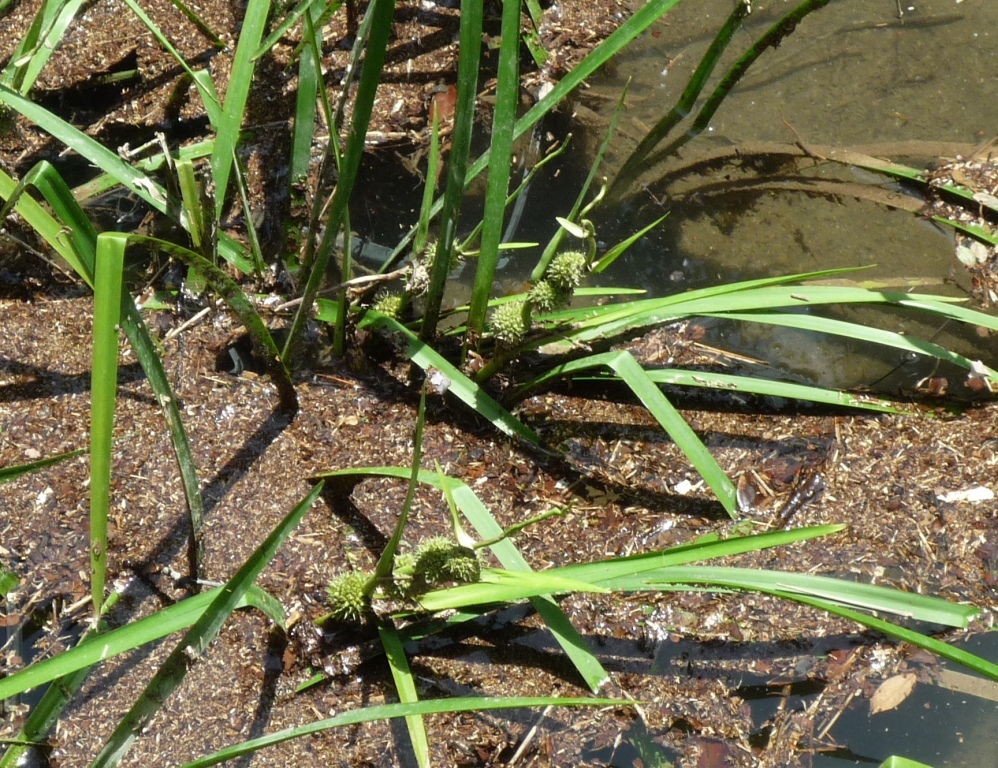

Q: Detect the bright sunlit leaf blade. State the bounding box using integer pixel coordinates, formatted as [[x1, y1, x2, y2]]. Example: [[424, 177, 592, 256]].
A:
[[357, 311, 539, 444], [710, 309, 996, 378], [418, 568, 609, 612], [177, 696, 627, 768], [590, 368, 903, 413], [776, 594, 995, 680], [0, 448, 84, 485], [526, 350, 736, 515], [378, 622, 429, 768], [89, 234, 126, 613], [209, 0, 270, 213], [0, 585, 281, 701], [630, 566, 978, 628], [0, 85, 252, 272]]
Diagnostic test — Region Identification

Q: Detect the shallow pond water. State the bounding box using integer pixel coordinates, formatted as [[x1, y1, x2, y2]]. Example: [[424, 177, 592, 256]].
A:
[[503, 0, 998, 395], [543, 2, 998, 762]]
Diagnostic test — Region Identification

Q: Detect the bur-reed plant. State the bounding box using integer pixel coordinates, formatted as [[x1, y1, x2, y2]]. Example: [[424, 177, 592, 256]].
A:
[[2, 0, 998, 763]]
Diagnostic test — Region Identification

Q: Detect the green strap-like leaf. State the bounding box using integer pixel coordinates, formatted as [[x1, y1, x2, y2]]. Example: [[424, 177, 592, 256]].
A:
[[90, 233, 126, 613]]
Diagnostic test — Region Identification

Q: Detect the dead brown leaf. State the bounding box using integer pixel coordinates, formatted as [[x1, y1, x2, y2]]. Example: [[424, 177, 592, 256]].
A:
[[870, 672, 917, 715]]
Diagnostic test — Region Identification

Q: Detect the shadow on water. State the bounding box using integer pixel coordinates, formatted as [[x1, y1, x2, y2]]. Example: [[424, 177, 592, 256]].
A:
[[453, 0, 998, 400]]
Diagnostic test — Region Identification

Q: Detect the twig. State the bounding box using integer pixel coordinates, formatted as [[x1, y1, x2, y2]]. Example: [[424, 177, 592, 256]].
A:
[[272, 268, 409, 313], [163, 306, 212, 341]]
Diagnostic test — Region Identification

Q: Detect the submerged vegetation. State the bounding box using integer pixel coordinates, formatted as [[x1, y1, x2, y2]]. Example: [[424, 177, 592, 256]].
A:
[[2, 0, 998, 765]]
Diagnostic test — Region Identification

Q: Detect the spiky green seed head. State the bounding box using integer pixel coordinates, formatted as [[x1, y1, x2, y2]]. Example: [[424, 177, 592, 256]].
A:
[[409, 536, 481, 593], [412, 536, 457, 584], [546, 250, 587, 290], [440, 548, 481, 583], [416, 236, 437, 262], [528, 279, 572, 313], [325, 570, 371, 623], [490, 300, 531, 346], [394, 551, 416, 572], [371, 289, 407, 318]]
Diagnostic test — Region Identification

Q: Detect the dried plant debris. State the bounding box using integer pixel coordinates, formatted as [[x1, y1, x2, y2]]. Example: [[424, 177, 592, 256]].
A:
[[924, 136, 998, 304]]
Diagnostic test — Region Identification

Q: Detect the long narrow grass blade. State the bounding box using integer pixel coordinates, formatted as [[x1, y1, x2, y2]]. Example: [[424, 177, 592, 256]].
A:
[[8, 0, 86, 95], [89, 233, 126, 614], [632, 567, 977, 627], [419, 0, 483, 337], [283, 0, 396, 363], [394, 0, 685, 268], [710, 309, 998, 380], [0, 449, 84, 484], [1, 165, 207, 580], [412, 110, 441, 257], [256, 0, 335, 59], [0, 161, 98, 284], [312, 466, 609, 692], [378, 622, 429, 768], [591, 213, 668, 274], [0, 167, 88, 275], [0, 87, 253, 271], [372, 392, 426, 586], [209, 0, 271, 213], [542, 281, 971, 350], [422, 526, 843, 610], [74, 139, 215, 204], [177, 696, 624, 768], [466, 0, 521, 338], [760, 593, 997, 680], [119, 301, 206, 580], [6, 168, 199, 560], [1, 0, 60, 91], [164, 0, 225, 49], [521, 0, 548, 67], [332, 0, 375, 127], [529, 350, 736, 514], [585, 369, 903, 413], [418, 568, 608, 611], [232, 156, 268, 276], [356, 311, 539, 444], [556, 525, 845, 580], [288, 1, 325, 185], [0, 585, 281, 702], [454, 136, 571, 261], [175, 158, 206, 250], [121, 0, 222, 123], [421, 546, 978, 630], [89, 482, 323, 768], [0, 86, 167, 203]]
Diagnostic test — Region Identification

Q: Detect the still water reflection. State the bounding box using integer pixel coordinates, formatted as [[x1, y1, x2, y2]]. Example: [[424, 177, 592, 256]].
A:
[[563, 0, 998, 393]]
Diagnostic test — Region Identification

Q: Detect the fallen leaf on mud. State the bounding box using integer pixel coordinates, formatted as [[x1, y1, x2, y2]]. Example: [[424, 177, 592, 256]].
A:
[[870, 672, 917, 714], [937, 486, 995, 503]]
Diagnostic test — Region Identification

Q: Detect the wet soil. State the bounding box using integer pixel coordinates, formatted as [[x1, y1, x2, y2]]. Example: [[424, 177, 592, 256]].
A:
[[3, 1, 998, 767], [4, 290, 998, 767]]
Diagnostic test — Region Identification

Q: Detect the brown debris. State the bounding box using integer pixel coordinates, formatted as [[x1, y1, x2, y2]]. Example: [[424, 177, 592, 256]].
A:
[[2, 290, 997, 766]]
